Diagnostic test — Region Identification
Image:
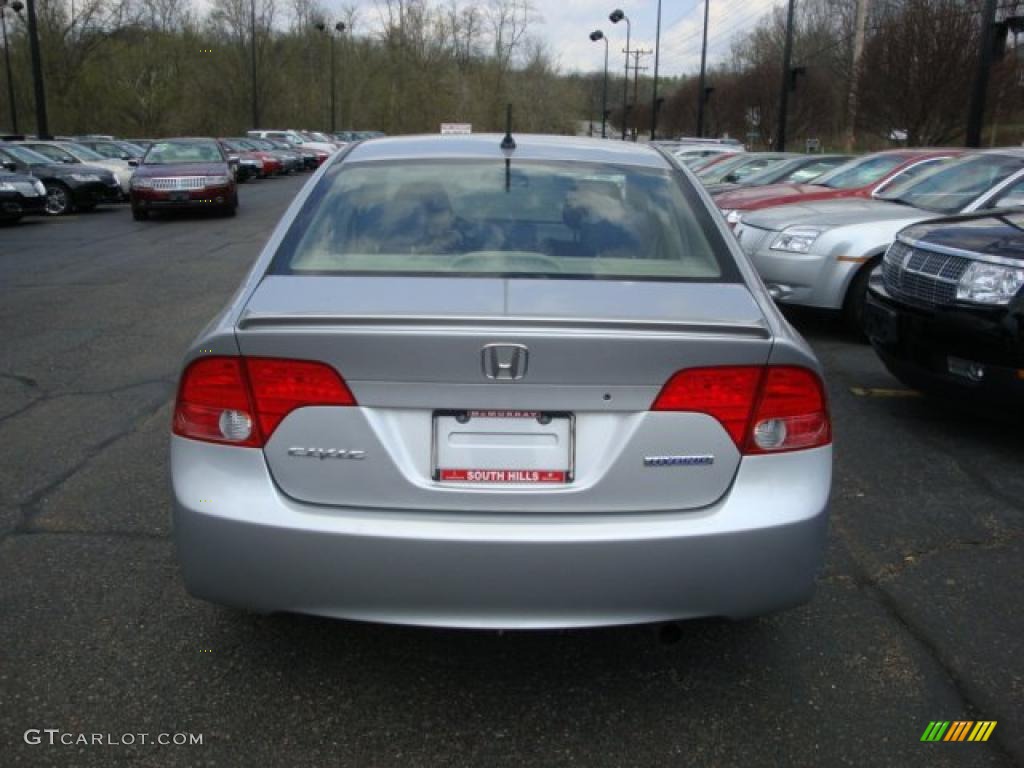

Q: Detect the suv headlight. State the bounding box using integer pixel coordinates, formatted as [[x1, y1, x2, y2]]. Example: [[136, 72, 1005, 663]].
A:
[[956, 261, 1024, 305], [70, 173, 101, 182], [131, 176, 154, 189], [0, 181, 14, 192], [34, 180, 46, 196], [205, 175, 231, 186], [770, 226, 826, 253]]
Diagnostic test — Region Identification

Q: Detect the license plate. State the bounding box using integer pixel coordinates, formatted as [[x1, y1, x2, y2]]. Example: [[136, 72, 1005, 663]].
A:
[[169, 191, 190, 202], [433, 410, 573, 484]]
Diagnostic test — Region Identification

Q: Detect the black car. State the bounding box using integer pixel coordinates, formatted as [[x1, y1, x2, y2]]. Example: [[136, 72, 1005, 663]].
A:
[[0, 142, 122, 215], [863, 210, 1024, 412], [0, 169, 47, 223]]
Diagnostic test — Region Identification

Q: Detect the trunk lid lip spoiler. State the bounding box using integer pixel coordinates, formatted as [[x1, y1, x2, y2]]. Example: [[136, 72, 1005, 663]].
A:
[[236, 311, 772, 339]]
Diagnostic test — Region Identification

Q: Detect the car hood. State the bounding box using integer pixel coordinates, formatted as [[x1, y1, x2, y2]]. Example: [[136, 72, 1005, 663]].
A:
[[741, 199, 933, 232], [714, 182, 861, 210], [298, 141, 335, 153], [86, 158, 130, 173], [0, 171, 41, 184], [900, 211, 1024, 262], [34, 162, 113, 179], [134, 162, 229, 177], [703, 182, 740, 196]]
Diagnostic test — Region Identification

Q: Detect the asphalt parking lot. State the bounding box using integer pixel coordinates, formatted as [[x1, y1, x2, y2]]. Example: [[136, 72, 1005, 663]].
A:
[[1, 176, 1021, 767]]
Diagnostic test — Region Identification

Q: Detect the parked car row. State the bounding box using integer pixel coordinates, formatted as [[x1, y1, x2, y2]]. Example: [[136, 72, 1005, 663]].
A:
[[0, 127, 386, 225], [681, 144, 1023, 414]]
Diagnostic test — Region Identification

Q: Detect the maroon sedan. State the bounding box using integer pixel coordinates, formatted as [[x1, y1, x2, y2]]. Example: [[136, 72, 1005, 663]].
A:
[[130, 138, 238, 220]]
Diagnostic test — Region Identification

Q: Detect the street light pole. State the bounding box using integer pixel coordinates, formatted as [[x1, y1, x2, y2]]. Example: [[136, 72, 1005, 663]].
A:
[[316, 20, 346, 133], [610, 10, 629, 141], [696, 0, 710, 137], [24, 0, 47, 138], [649, 0, 661, 140], [590, 30, 609, 139], [250, 0, 259, 129], [0, 0, 23, 134]]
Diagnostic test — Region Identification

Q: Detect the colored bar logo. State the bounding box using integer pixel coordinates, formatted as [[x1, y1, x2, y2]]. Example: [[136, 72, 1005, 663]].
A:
[[921, 721, 997, 742]]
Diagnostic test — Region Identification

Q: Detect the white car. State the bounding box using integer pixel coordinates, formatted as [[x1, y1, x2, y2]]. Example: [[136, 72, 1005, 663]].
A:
[[19, 140, 134, 197], [247, 130, 336, 156], [732, 150, 1024, 329]]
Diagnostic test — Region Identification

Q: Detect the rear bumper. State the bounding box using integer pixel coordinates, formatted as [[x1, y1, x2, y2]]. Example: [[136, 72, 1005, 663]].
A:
[[171, 437, 831, 629]]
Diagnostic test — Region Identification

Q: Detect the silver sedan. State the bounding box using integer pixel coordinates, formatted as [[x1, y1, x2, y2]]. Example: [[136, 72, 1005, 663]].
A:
[[170, 134, 832, 629]]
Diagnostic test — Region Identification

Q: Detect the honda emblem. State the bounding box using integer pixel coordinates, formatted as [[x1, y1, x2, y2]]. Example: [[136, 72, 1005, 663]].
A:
[[481, 344, 529, 381]]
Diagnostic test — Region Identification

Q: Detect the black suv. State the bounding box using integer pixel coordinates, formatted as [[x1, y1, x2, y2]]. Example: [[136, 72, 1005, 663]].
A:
[[0, 142, 121, 215], [864, 210, 1024, 411]]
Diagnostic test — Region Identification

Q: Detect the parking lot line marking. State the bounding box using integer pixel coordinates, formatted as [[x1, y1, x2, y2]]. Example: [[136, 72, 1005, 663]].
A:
[[850, 387, 920, 398]]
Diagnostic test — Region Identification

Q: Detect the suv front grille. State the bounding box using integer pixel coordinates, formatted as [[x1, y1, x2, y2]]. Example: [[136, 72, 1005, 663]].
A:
[[882, 241, 970, 306]]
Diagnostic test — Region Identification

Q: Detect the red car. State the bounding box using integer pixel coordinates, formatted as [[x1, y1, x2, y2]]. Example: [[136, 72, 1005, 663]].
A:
[[130, 138, 238, 220], [713, 148, 962, 226], [221, 138, 282, 177]]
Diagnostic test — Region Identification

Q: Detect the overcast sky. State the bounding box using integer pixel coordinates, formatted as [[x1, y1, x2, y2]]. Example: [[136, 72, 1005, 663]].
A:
[[318, 0, 780, 76]]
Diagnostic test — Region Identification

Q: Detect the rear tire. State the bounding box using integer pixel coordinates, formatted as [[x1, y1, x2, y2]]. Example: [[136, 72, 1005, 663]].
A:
[[131, 207, 149, 221], [44, 182, 73, 216]]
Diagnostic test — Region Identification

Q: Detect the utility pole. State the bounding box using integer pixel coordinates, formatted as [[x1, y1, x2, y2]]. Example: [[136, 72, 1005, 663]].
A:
[[696, 0, 711, 137], [24, 0, 47, 138], [966, 0, 999, 147], [250, 0, 259, 129], [650, 0, 662, 139], [774, 0, 796, 152], [627, 49, 651, 141]]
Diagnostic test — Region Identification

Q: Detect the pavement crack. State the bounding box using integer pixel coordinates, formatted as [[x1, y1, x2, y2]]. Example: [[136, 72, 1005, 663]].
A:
[[7, 395, 173, 540], [0, 371, 39, 388], [872, 530, 1024, 582]]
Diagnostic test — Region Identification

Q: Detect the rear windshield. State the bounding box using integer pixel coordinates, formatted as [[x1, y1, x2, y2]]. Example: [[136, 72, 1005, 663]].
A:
[[271, 159, 734, 281]]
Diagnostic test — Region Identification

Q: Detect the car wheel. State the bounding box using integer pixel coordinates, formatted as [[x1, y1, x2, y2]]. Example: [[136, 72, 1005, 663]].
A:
[[843, 261, 876, 338], [222, 198, 238, 217], [44, 183, 73, 216], [131, 207, 149, 221]]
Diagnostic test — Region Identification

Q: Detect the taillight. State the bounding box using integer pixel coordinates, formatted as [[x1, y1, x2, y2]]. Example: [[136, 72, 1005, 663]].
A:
[[173, 356, 355, 447], [651, 365, 830, 454]]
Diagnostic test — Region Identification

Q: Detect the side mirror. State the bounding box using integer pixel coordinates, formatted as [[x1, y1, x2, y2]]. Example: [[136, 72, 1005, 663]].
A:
[[128, 159, 138, 167]]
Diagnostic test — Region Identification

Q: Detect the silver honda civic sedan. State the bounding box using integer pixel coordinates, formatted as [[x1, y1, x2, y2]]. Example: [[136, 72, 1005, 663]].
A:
[[170, 134, 832, 629]]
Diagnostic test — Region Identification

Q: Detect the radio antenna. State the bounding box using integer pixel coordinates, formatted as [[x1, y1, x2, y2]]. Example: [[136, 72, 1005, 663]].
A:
[[501, 104, 516, 150]]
